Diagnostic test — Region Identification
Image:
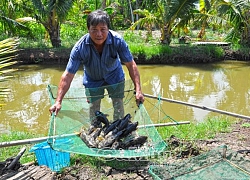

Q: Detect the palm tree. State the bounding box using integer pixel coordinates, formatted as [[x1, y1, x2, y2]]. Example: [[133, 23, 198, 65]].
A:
[[31, 0, 76, 47], [0, 38, 18, 108]]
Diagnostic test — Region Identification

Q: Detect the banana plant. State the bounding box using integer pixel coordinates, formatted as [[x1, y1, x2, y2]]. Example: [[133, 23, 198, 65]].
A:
[[132, 0, 199, 45], [216, 0, 250, 46]]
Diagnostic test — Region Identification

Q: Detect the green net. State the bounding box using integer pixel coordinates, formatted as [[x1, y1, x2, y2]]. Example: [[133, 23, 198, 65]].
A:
[[46, 80, 166, 158], [149, 145, 250, 179]]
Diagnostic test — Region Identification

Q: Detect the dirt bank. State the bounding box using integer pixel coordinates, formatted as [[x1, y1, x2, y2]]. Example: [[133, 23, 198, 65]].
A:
[[16, 46, 250, 65], [1, 119, 249, 179]]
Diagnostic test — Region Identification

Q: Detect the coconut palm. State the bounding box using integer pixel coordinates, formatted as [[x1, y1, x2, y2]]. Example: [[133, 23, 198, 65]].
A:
[[0, 38, 18, 108]]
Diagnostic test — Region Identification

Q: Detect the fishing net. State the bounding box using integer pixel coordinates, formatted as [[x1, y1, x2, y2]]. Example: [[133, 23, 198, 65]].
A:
[[46, 80, 166, 158], [149, 145, 250, 179]]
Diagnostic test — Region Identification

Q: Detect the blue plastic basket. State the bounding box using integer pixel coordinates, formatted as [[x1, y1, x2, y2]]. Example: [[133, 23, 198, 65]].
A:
[[30, 140, 70, 172]]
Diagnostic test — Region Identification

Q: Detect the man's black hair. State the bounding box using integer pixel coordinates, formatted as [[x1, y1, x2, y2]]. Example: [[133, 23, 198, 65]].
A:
[[87, 10, 111, 29]]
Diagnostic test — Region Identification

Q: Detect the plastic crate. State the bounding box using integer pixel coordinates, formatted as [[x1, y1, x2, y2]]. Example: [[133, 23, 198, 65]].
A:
[[30, 141, 70, 172]]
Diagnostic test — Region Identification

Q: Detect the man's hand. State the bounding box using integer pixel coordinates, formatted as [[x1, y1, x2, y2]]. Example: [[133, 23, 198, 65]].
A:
[[49, 102, 62, 116], [135, 91, 144, 106]]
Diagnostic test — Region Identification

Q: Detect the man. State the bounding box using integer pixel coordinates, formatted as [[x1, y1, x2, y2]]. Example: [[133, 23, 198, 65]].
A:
[[49, 9, 144, 125]]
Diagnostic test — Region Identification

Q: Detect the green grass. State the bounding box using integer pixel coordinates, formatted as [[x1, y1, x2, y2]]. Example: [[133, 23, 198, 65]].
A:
[[0, 131, 44, 164], [157, 116, 234, 140], [241, 123, 250, 128]]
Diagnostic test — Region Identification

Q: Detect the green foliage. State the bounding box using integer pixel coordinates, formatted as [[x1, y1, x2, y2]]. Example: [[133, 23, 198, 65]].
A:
[[158, 116, 234, 140], [129, 43, 172, 60], [60, 23, 87, 47], [0, 38, 19, 107]]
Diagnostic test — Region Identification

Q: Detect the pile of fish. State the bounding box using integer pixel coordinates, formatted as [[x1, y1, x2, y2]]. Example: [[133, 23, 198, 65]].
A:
[[79, 111, 148, 150]]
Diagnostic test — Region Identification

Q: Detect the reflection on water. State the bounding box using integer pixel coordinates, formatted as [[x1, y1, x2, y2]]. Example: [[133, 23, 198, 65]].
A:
[[1, 61, 250, 134]]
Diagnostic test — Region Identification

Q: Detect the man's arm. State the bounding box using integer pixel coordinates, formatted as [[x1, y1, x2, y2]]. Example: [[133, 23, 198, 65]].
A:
[[49, 71, 75, 115], [124, 60, 144, 105]]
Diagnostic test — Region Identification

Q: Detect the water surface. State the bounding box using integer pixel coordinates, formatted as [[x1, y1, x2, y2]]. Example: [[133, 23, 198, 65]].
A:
[[1, 61, 250, 134]]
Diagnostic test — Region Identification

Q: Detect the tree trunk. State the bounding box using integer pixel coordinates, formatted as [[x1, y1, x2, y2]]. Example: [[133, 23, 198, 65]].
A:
[[160, 25, 171, 45], [127, 0, 134, 24], [101, 0, 106, 9], [48, 23, 61, 48], [47, 10, 61, 48], [239, 24, 249, 46]]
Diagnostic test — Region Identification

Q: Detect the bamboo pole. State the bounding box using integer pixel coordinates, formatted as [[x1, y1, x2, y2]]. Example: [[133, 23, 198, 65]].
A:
[[0, 133, 78, 148], [144, 93, 250, 120], [138, 121, 190, 128], [0, 121, 190, 148]]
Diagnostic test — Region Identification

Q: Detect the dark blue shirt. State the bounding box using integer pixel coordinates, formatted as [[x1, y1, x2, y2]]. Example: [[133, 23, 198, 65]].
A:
[[66, 30, 133, 88]]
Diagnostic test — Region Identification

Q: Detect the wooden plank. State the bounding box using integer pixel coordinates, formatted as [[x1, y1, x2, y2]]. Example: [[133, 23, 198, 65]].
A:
[[192, 42, 230, 46], [7, 165, 56, 180]]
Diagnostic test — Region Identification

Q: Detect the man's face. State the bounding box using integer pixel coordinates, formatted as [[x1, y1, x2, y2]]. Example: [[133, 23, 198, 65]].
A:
[[88, 23, 109, 46]]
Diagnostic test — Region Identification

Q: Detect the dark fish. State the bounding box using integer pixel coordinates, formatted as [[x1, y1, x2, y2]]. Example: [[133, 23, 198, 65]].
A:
[[122, 136, 148, 149], [104, 119, 121, 136], [116, 113, 131, 131], [95, 111, 110, 129], [98, 130, 124, 148], [120, 121, 138, 138]]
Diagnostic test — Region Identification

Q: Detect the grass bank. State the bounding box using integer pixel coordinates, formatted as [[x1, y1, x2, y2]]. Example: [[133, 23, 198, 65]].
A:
[[16, 29, 250, 65], [0, 116, 236, 165]]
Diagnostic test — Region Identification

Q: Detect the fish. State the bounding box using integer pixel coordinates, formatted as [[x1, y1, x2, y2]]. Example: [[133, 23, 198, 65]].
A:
[[111, 140, 122, 150], [95, 136, 105, 146], [98, 130, 124, 148], [95, 111, 110, 129], [111, 113, 131, 135], [116, 113, 131, 131], [79, 129, 98, 148], [90, 127, 102, 140], [88, 124, 101, 135], [122, 136, 148, 149], [104, 118, 121, 136], [120, 121, 138, 138]]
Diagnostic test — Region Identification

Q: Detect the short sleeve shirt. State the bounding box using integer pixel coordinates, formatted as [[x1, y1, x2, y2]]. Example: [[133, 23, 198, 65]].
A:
[[66, 30, 133, 88]]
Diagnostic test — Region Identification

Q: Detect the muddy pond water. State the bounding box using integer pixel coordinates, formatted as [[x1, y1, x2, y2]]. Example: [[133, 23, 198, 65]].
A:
[[1, 60, 250, 135]]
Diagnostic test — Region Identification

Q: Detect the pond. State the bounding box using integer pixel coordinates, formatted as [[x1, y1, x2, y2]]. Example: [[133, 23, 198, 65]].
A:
[[1, 60, 250, 135]]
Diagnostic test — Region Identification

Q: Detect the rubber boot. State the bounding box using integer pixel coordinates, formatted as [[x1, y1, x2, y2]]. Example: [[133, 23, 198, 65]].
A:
[[88, 99, 102, 134], [112, 98, 124, 121]]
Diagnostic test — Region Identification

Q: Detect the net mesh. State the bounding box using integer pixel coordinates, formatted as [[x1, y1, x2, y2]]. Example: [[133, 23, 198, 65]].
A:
[[149, 145, 250, 179], [46, 80, 166, 158]]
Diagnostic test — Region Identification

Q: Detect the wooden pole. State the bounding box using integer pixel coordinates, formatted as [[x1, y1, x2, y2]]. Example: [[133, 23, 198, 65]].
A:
[[144, 93, 250, 120]]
